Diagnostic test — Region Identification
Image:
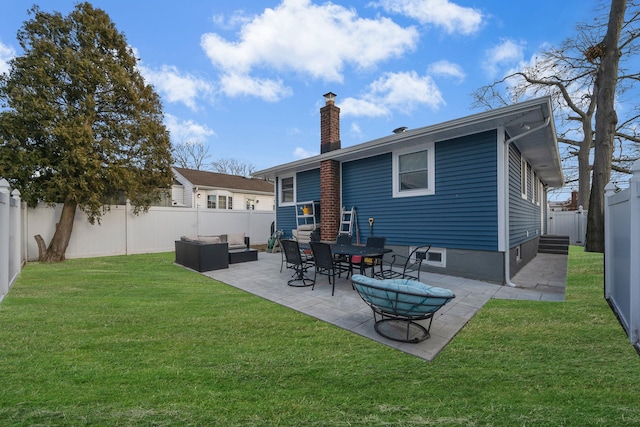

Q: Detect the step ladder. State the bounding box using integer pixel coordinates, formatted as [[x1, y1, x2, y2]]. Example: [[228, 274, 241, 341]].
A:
[[338, 207, 356, 237]]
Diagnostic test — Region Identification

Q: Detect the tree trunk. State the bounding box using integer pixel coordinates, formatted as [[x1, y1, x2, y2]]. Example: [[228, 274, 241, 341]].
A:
[[585, 0, 626, 253], [34, 234, 48, 261], [41, 196, 78, 262], [577, 117, 594, 210]]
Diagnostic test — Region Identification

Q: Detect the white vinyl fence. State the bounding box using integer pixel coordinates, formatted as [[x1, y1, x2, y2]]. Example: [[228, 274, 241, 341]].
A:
[[24, 201, 275, 261], [0, 179, 275, 302], [0, 179, 25, 302], [547, 208, 587, 245], [604, 160, 640, 353]]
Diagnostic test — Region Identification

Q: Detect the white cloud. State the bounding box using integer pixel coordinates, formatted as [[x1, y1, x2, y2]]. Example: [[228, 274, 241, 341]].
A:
[[211, 10, 253, 30], [0, 41, 16, 75], [484, 38, 526, 77], [340, 97, 390, 117], [350, 122, 363, 137], [428, 59, 465, 82], [372, 0, 484, 35], [138, 64, 214, 110], [341, 70, 444, 117], [219, 72, 292, 102], [293, 146, 318, 159], [201, 0, 418, 99], [165, 114, 216, 144]]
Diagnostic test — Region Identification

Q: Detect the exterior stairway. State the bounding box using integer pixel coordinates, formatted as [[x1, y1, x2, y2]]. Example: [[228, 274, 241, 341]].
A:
[[538, 235, 570, 255]]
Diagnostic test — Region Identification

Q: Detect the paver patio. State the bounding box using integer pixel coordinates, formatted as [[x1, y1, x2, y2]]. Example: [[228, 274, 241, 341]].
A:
[[201, 251, 567, 361]]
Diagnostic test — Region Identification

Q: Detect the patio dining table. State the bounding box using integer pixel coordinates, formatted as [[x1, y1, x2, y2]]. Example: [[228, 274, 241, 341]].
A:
[[329, 243, 392, 277], [299, 242, 393, 277]]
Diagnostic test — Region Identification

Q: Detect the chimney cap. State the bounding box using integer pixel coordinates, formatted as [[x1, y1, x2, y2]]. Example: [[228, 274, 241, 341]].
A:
[[323, 92, 337, 102]]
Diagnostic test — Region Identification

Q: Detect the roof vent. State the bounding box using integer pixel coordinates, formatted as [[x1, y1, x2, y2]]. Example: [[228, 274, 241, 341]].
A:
[[393, 126, 408, 134]]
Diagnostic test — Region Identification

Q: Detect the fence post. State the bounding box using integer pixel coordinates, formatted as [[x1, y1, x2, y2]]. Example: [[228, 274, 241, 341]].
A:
[[603, 182, 616, 301], [0, 179, 10, 300], [629, 160, 640, 348], [10, 189, 22, 285], [125, 199, 131, 255]]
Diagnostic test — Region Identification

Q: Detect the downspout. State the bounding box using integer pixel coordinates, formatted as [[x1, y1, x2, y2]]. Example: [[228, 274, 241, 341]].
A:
[[502, 117, 551, 287]]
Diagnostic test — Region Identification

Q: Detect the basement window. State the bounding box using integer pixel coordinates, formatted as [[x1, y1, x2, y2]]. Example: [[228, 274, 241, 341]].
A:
[[410, 246, 445, 268], [425, 247, 446, 268]]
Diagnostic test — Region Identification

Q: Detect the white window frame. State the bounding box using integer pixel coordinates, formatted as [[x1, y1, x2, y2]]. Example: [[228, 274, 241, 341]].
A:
[[538, 181, 544, 206], [392, 142, 435, 198], [278, 174, 296, 207], [521, 159, 528, 200], [207, 195, 216, 209]]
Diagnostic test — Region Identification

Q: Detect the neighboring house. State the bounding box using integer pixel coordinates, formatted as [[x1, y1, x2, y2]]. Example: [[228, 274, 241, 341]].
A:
[[253, 93, 564, 285], [172, 167, 274, 210]]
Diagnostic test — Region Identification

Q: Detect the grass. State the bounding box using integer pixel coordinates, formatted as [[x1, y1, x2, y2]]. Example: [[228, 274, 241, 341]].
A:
[[1, 247, 639, 426]]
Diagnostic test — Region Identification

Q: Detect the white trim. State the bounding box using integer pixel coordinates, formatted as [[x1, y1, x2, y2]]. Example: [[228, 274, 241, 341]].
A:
[[497, 128, 507, 252], [391, 142, 435, 198], [278, 174, 296, 207]]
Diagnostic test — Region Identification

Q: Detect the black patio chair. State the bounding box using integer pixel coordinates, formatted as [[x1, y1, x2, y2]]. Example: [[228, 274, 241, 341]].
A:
[[374, 245, 431, 281], [310, 241, 349, 296], [281, 239, 314, 287], [351, 237, 386, 277], [334, 234, 353, 273]]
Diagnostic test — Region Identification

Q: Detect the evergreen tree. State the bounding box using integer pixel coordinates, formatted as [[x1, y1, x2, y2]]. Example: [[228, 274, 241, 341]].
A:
[[0, 3, 174, 261]]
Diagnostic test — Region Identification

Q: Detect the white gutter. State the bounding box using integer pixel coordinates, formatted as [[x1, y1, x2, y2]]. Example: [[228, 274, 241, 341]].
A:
[[502, 117, 551, 287]]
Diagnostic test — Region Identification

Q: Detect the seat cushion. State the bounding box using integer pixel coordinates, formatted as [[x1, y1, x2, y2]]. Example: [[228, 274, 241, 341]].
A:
[[227, 232, 246, 246], [197, 235, 221, 244], [297, 224, 315, 231], [351, 274, 454, 316]]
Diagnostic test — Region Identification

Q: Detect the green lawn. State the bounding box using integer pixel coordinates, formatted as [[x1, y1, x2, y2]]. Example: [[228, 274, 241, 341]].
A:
[[1, 247, 639, 426]]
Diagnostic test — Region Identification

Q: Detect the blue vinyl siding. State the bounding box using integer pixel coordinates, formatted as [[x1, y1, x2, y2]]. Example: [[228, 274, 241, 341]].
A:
[[275, 169, 320, 237], [509, 145, 542, 247], [342, 131, 499, 250]]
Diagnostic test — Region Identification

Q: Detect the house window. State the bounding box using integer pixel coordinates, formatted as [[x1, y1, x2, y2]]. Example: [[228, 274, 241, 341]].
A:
[[538, 181, 544, 205], [218, 195, 232, 210], [392, 142, 435, 198], [207, 195, 216, 209], [521, 159, 528, 199], [279, 175, 295, 206]]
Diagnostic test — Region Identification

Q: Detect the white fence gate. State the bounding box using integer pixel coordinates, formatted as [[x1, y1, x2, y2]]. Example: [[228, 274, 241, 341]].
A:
[[547, 208, 587, 245], [604, 160, 640, 354]]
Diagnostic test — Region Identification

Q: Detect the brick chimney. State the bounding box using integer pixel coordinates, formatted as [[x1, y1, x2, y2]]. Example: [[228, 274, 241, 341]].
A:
[[320, 92, 340, 153], [319, 92, 341, 241]]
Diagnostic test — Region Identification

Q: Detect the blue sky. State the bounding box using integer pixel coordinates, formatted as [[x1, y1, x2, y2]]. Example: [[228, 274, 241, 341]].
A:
[[1, 0, 599, 198]]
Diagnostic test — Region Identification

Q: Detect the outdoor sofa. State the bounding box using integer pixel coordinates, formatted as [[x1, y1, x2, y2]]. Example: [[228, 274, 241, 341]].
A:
[[175, 233, 250, 272]]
